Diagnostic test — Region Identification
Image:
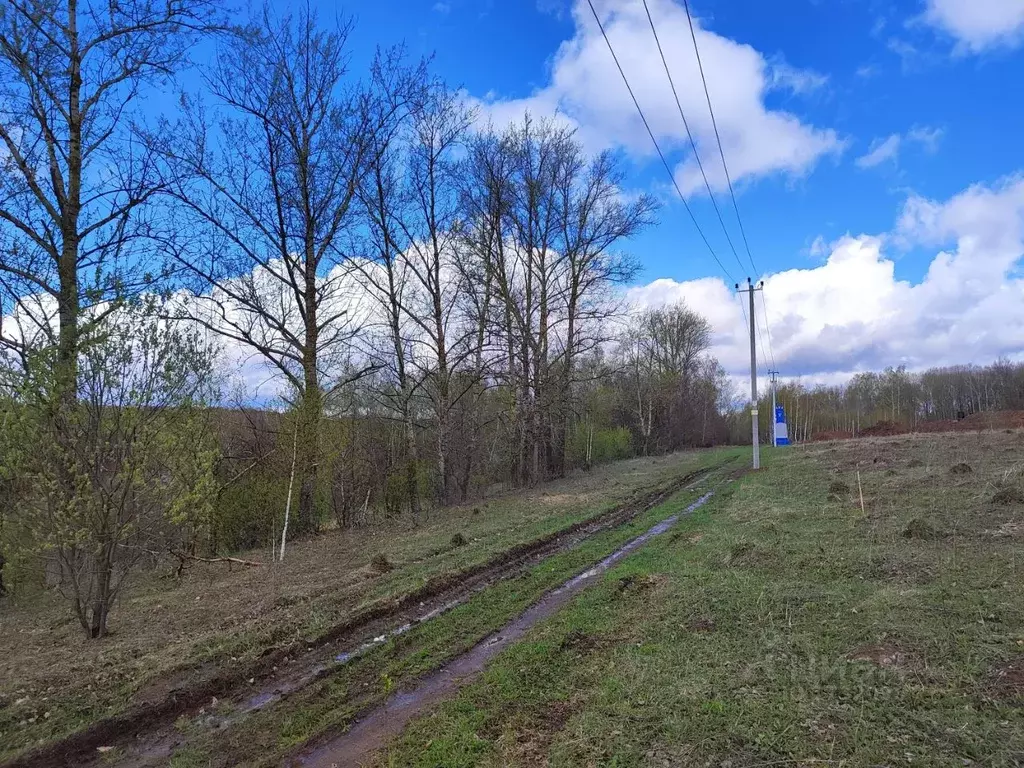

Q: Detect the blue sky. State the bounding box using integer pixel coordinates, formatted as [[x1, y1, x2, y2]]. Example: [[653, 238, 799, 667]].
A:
[[334, 0, 1023, 284], [319, 0, 1024, 382], [165, 0, 1022, 389]]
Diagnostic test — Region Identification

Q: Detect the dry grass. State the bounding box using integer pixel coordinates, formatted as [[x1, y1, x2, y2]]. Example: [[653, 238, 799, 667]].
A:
[[0, 450, 705, 758]]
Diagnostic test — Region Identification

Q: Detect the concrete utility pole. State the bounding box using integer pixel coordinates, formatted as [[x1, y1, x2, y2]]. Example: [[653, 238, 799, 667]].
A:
[[768, 369, 780, 447], [736, 278, 763, 469]]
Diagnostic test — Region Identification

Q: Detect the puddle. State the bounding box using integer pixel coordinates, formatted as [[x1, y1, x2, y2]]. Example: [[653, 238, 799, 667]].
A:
[[295, 491, 715, 768]]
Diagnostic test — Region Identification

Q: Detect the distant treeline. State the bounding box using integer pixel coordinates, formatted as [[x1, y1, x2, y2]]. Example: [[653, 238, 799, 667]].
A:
[[747, 359, 1024, 442]]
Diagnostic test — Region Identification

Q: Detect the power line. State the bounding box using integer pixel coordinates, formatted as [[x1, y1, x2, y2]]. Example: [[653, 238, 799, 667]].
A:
[[585, 0, 735, 285], [680, 0, 783, 382], [641, 0, 745, 276], [680, 0, 757, 277], [759, 290, 777, 371]]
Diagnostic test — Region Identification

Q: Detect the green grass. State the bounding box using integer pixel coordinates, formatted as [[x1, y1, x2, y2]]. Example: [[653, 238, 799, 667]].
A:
[[377, 432, 1024, 767]]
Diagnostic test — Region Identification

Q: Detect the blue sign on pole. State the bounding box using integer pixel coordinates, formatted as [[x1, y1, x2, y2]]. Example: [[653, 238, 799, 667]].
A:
[[775, 405, 790, 446]]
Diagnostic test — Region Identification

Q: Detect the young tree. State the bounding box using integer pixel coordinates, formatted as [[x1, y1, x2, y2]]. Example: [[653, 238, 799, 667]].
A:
[[0, 303, 218, 638], [157, 7, 418, 534]]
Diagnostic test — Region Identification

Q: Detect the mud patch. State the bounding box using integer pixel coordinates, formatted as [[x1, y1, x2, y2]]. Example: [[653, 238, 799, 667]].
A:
[[988, 521, 1024, 538], [865, 556, 936, 585], [724, 541, 773, 569], [688, 617, 716, 633], [986, 655, 1024, 703], [559, 629, 599, 654], [497, 699, 576, 767], [615, 573, 667, 595]]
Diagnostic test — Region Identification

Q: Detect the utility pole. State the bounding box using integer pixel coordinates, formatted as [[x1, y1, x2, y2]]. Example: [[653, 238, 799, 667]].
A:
[[736, 278, 763, 469], [770, 370, 778, 448]]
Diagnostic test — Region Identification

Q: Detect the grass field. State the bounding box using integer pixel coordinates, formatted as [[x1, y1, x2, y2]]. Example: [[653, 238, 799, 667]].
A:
[[374, 430, 1024, 767], [0, 449, 723, 763]]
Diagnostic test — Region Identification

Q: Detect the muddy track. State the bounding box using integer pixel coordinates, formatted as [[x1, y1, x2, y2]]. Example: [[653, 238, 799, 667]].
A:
[[4, 460, 727, 768], [295, 488, 727, 768]]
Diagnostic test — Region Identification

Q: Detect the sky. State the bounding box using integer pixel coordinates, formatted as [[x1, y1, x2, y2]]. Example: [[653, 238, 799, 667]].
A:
[[324, 0, 1024, 386]]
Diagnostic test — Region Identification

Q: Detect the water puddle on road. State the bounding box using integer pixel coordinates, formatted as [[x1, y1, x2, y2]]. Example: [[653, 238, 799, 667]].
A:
[[295, 491, 715, 768]]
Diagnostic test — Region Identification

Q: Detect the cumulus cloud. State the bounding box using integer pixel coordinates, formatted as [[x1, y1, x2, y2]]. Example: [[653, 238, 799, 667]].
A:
[[855, 126, 944, 169], [922, 0, 1024, 53], [626, 176, 1024, 382], [470, 0, 842, 195]]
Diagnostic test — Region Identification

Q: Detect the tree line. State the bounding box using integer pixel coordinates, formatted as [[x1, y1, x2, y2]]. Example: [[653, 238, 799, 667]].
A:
[[0, 2, 735, 637], [747, 359, 1024, 443]]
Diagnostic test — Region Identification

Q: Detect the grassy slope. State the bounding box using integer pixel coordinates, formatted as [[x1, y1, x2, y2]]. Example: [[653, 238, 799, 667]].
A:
[[163, 454, 742, 768], [379, 431, 1024, 767], [0, 449, 720, 761]]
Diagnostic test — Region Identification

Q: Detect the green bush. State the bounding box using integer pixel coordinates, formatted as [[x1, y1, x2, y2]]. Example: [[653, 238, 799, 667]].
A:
[[567, 425, 633, 468]]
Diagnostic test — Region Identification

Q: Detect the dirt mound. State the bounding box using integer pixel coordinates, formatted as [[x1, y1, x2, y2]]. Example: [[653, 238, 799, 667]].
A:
[[861, 421, 906, 437], [950, 463, 973, 475], [992, 486, 1024, 506], [827, 480, 850, 499], [688, 617, 716, 633], [809, 410, 1024, 442], [902, 518, 942, 540]]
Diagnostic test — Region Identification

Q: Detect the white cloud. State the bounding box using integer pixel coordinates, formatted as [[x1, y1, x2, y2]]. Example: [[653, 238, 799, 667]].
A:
[[856, 134, 902, 168], [922, 0, 1024, 53], [470, 0, 842, 195], [855, 126, 944, 169], [626, 175, 1024, 381], [766, 58, 829, 95], [907, 125, 944, 153]]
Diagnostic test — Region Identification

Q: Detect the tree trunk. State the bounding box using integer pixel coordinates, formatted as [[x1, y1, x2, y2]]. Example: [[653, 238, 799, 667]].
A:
[[403, 401, 422, 523], [295, 376, 322, 535]]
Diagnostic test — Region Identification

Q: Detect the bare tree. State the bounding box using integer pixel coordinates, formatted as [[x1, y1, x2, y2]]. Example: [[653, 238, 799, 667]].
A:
[[549, 148, 654, 475], [356, 115, 423, 520], [394, 84, 475, 503], [463, 118, 653, 483], [0, 0, 221, 401], [155, 7, 419, 533]]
